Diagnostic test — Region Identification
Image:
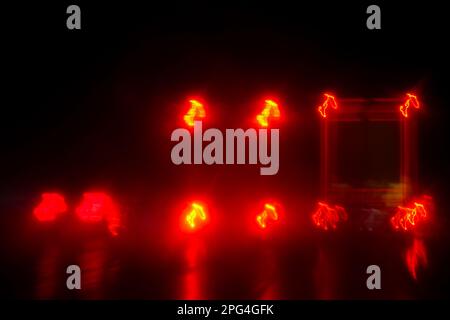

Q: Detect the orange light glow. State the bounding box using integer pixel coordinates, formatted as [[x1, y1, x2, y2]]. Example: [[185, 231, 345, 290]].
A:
[[185, 202, 207, 230], [184, 99, 206, 126], [405, 238, 427, 281], [256, 99, 280, 127], [312, 202, 348, 230], [399, 93, 419, 118], [391, 201, 427, 231], [75, 192, 121, 236], [318, 93, 338, 118], [33, 193, 68, 222], [256, 203, 279, 229]]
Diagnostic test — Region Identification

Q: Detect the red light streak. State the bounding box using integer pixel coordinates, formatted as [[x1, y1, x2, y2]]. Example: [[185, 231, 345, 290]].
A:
[[256, 203, 279, 229], [184, 202, 207, 230], [391, 201, 427, 231], [318, 93, 337, 118], [184, 99, 205, 126], [256, 99, 280, 127], [33, 193, 68, 222], [75, 192, 121, 236], [405, 239, 427, 281], [399, 93, 419, 118], [312, 202, 347, 230]]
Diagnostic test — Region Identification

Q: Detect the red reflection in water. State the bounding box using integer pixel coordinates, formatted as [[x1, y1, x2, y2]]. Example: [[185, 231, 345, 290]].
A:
[[79, 240, 107, 299], [35, 245, 59, 299], [314, 249, 337, 299], [76, 192, 121, 236], [257, 248, 280, 299], [183, 239, 205, 300], [405, 238, 427, 281], [33, 193, 67, 222]]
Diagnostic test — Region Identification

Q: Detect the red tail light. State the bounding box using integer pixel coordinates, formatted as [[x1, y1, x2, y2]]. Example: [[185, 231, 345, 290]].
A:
[[33, 193, 68, 222], [399, 93, 420, 118], [75, 192, 121, 236], [183, 202, 208, 231], [318, 93, 337, 118], [312, 201, 348, 230], [256, 99, 280, 127], [256, 203, 279, 229], [184, 99, 206, 127]]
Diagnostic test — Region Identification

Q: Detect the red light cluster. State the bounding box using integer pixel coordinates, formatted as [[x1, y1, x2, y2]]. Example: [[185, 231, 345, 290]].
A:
[[34, 193, 434, 235], [182, 98, 282, 128], [315, 92, 420, 118], [33, 192, 121, 236]]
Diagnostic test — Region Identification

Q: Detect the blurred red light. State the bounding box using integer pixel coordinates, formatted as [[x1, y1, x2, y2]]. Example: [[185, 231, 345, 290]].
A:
[[184, 99, 205, 127], [256, 99, 280, 127], [318, 93, 337, 118], [399, 93, 419, 118], [256, 203, 279, 229], [75, 192, 121, 236], [33, 193, 68, 222], [312, 201, 348, 230]]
